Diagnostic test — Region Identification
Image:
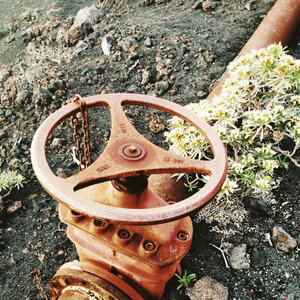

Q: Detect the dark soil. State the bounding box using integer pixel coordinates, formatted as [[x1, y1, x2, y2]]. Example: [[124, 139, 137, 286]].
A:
[[0, 1, 299, 299]]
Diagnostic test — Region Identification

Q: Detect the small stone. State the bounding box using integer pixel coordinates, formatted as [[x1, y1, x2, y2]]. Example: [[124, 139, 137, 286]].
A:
[[118, 36, 138, 52], [186, 276, 228, 300], [20, 161, 31, 173], [197, 91, 207, 98], [30, 26, 41, 38], [43, 218, 50, 224], [7, 201, 22, 214], [22, 248, 29, 254], [0, 69, 10, 84], [39, 87, 54, 102], [202, 0, 211, 11], [169, 88, 177, 96], [50, 138, 62, 148], [245, 235, 260, 247], [0, 148, 6, 158], [6, 35, 15, 43], [251, 248, 266, 268], [0, 25, 9, 38], [143, 0, 154, 6], [8, 158, 22, 169], [155, 80, 169, 95], [9, 257, 16, 265], [202, 0, 217, 11], [14, 146, 21, 158], [229, 244, 250, 269], [243, 196, 272, 217], [272, 226, 297, 253], [245, 0, 255, 11], [55, 90, 65, 98], [56, 168, 67, 178], [56, 28, 68, 45], [76, 40, 89, 54], [22, 30, 33, 43], [67, 5, 102, 44], [165, 58, 173, 66], [149, 117, 165, 133], [192, 0, 203, 10], [34, 242, 43, 250], [15, 91, 32, 106], [5, 109, 13, 118], [38, 253, 45, 263], [48, 79, 63, 92], [141, 70, 151, 85], [128, 51, 138, 60], [101, 36, 112, 56], [197, 54, 207, 69], [20, 9, 34, 21], [203, 51, 214, 63], [226, 233, 243, 244], [144, 37, 152, 47], [57, 250, 64, 256], [127, 84, 139, 93]]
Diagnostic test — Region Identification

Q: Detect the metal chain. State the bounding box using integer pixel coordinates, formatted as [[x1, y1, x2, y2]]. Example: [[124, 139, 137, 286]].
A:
[[68, 94, 92, 170], [29, 269, 49, 300], [30, 98, 91, 297]]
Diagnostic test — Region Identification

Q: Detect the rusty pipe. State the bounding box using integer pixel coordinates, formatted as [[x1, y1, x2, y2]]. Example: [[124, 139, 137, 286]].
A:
[[207, 0, 300, 100]]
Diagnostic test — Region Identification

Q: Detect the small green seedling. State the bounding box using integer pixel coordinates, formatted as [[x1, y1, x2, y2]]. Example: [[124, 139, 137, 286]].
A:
[[175, 270, 196, 290]]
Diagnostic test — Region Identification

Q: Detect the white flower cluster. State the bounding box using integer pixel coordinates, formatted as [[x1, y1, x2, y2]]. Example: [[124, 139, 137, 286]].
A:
[[0, 169, 24, 197], [166, 43, 300, 227]]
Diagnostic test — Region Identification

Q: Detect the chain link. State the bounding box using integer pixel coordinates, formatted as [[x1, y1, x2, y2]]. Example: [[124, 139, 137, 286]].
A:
[[29, 269, 49, 300], [68, 94, 92, 170]]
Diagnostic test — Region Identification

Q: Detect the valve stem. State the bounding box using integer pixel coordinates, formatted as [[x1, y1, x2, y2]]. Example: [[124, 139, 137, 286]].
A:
[[112, 176, 148, 194]]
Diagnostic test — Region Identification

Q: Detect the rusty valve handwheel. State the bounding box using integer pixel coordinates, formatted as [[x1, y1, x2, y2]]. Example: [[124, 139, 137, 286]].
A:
[[31, 93, 227, 225]]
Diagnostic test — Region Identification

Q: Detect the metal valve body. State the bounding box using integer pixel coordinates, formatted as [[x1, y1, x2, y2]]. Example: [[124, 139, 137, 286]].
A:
[[31, 93, 227, 300], [50, 176, 193, 299]]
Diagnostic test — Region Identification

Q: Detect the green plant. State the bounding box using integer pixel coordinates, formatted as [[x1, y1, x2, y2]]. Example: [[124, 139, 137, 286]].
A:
[[165, 43, 299, 229], [175, 270, 196, 290], [0, 169, 24, 199]]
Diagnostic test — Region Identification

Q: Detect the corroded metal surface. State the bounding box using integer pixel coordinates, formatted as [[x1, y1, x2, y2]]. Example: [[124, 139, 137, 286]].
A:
[[50, 261, 141, 300], [60, 204, 193, 299], [59, 204, 193, 269], [31, 93, 228, 225]]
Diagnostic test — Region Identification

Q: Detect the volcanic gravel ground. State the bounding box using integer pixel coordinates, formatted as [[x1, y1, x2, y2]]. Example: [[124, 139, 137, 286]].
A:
[[0, 1, 299, 299]]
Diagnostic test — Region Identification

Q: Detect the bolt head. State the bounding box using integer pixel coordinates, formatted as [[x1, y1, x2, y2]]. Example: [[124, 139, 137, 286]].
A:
[[128, 145, 137, 153], [123, 144, 142, 158]]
